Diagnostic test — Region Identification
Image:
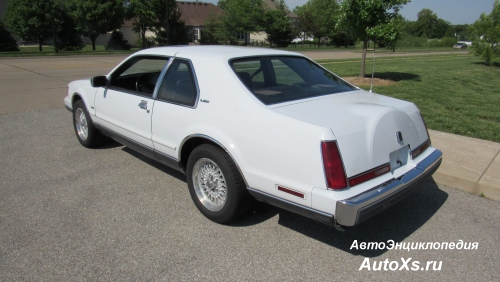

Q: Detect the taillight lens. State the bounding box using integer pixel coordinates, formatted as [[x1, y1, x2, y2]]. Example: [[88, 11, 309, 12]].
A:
[[348, 163, 390, 187], [420, 113, 431, 145], [321, 141, 347, 190], [412, 140, 430, 159]]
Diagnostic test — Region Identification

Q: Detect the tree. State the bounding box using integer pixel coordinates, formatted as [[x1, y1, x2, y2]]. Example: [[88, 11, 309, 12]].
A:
[[68, 0, 124, 50], [154, 0, 191, 46], [125, 0, 158, 49], [265, 0, 294, 47], [469, 0, 500, 65], [5, 0, 56, 51], [106, 30, 131, 50], [125, 0, 189, 48], [413, 9, 438, 38], [0, 20, 19, 52], [218, 0, 265, 44], [295, 0, 339, 47], [200, 13, 226, 44], [338, 0, 409, 78], [56, 5, 85, 51], [329, 30, 356, 47]]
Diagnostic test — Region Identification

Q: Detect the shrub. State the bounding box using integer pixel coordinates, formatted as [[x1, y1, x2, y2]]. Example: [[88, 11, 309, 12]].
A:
[[106, 31, 131, 50], [0, 20, 19, 52], [134, 36, 155, 49]]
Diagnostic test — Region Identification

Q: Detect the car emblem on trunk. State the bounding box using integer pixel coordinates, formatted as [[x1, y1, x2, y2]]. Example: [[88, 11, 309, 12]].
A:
[[396, 131, 403, 143]]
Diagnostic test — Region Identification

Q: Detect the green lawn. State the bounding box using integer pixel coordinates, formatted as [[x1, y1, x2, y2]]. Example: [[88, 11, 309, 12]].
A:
[[321, 54, 500, 143], [1, 43, 461, 57]]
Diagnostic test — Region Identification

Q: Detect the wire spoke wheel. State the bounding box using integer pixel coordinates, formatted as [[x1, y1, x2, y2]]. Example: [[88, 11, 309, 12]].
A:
[[192, 158, 227, 211], [187, 144, 252, 223]]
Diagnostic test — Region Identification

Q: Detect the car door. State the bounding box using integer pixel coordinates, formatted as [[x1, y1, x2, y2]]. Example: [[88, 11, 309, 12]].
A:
[[151, 58, 199, 160], [94, 56, 170, 149]]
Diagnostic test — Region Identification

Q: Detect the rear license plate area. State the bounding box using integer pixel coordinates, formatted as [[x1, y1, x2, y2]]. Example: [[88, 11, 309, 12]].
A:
[[389, 145, 410, 178]]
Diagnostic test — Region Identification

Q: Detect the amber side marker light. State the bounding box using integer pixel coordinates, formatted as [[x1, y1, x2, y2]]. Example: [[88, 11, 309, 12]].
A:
[[321, 141, 348, 189]]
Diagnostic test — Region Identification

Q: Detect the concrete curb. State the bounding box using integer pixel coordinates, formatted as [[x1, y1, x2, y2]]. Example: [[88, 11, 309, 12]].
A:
[[429, 130, 500, 202]]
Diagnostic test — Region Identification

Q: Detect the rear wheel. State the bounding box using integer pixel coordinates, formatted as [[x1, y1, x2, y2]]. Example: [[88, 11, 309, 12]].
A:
[[186, 144, 252, 223], [73, 100, 104, 148]]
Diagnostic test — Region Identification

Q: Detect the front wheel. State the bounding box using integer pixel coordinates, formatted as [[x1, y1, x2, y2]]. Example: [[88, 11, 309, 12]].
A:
[[186, 144, 252, 223], [73, 100, 104, 148]]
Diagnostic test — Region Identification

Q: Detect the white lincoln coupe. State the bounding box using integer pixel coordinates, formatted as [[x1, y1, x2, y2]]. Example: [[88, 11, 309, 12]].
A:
[[65, 46, 442, 227]]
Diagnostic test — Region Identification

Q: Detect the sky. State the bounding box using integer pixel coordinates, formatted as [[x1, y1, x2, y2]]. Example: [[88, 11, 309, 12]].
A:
[[201, 0, 497, 25]]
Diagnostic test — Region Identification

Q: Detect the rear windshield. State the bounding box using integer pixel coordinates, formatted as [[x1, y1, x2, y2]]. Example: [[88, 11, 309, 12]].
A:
[[231, 56, 356, 105]]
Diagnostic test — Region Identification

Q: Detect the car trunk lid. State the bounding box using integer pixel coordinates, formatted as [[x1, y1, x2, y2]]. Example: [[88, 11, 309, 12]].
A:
[[271, 91, 429, 179]]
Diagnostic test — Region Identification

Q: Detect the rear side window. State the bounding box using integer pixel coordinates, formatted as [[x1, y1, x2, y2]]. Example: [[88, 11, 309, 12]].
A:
[[231, 56, 355, 105], [157, 59, 198, 107]]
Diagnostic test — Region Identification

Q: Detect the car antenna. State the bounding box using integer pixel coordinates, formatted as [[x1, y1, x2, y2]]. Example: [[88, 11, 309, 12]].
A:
[[369, 41, 376, 93]]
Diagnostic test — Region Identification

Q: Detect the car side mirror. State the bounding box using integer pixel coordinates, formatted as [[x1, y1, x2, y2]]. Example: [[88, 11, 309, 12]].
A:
[[91, 76, 107, 88]]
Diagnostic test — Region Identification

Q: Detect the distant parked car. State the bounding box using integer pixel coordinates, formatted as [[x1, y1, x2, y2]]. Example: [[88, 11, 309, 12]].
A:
[[453, 42, 467, 49], [65, 46, 442, 227], [292, 37, 314, 43]]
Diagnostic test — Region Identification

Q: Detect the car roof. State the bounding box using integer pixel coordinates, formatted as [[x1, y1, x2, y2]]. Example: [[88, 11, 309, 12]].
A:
[[134, 45, 305, 61]]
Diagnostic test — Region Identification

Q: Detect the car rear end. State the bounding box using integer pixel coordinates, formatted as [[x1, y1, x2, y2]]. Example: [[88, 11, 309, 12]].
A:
[[229, 53, 442, 227]]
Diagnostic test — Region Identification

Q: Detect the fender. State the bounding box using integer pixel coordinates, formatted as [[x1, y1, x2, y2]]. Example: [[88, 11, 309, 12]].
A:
[[178, 133, 249, 187]]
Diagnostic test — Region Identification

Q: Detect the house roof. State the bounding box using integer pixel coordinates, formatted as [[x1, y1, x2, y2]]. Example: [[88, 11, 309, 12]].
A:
[[177, 1, 223, 27]]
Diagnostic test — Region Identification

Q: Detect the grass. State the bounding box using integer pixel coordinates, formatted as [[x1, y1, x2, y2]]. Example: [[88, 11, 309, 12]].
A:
[[278, 44, 462, 53], [0, 45, 139, 57], [320, 54, 500, 143], [1, 43, 464, 57]]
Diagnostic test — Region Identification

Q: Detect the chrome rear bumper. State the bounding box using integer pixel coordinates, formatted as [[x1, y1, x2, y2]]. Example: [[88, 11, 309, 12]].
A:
[[335, 149, 442, 226]]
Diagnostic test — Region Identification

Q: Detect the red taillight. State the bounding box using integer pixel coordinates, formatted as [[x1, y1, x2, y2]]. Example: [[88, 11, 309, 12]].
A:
[[321, 141, 347, 190], [348, 163, 390, 187]]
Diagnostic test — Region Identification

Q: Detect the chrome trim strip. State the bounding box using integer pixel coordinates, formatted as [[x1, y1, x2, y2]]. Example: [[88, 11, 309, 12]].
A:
[[152, 57, 174, 99], [153, 138, 176, 150], [335, 149, 442, 226], [155, 149, 179, 162], [179, 134, 248, 187]]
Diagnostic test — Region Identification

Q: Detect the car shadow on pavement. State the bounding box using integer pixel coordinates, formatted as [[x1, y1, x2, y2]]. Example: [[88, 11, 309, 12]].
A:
[[92, 139, 123, 149], [119, 145, 447, 255], [121, 146, 280, 226], [369, 72, 421, 82], [121, 147, 187, 182], [275, 179, 447, 257]]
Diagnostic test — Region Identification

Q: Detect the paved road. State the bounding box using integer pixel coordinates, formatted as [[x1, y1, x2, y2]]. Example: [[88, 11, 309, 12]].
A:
[[1, 53, 498, 281]]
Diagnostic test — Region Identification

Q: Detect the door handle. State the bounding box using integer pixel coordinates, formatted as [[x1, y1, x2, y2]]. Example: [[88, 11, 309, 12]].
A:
[[138, 100, 148, 110]]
